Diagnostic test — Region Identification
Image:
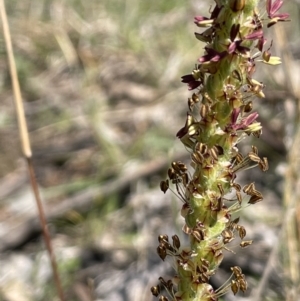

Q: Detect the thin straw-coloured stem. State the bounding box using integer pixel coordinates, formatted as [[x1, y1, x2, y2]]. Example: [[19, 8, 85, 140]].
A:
[[0, 0, 31, 158], [0, 1, 65, 300]]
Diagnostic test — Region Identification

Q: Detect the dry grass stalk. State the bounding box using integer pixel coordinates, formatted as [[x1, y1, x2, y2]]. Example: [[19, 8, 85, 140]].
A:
[[151, 1, 290, 301], [0, 0, 65, 300]]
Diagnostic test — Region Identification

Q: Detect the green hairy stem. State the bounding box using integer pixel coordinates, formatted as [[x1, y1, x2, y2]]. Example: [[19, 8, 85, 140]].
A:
[[151, 1, 289, 301]]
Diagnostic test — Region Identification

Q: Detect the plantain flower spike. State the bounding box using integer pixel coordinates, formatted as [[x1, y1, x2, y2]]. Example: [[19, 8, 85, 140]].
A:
[[151, 1, 289, 300]]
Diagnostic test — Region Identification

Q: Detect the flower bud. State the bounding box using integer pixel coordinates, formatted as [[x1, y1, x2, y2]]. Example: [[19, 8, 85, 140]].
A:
[[229, 0, 245, 12]]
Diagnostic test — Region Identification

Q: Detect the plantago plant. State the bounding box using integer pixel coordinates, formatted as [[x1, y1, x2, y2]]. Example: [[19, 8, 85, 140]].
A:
[[151, 1, 289, 300]]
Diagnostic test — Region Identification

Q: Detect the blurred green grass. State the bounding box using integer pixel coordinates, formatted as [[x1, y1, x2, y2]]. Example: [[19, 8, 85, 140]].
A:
[[0, 1, 203, 300], [0, 0, 202, 177]]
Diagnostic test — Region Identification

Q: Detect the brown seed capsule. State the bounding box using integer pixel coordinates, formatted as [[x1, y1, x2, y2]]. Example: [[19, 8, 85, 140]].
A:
[[192, 230, 204, 242], [201, 258, 209, 268], [252, 129, 262, 138], [232, 183, 241, 191], [199, 263, 208, 274], [250, 78, 265, 98], [215, 145, 224, 156], [251, 145, 258, 154], [195, 142, 208, 155], [158, 234, 169, 243], [237, 225, 246, 239], [172, 161, 182, 173], [232, 217, 240, 225], [248, 152, 260, 163], [259, 157, 269, 172], [210, 147, 219, 161], [168, 168, 176, 180], [200, 104, 209, 119], [263, 50, 271, 62], [181, 173, 189, 187], [158, 277, 168, 287], [240, 240, 253, 248], [192, 93, 199, 103], [248, 194, 263, 204], [243, 182, 255, 194], [191, 151, 204, 165], [186, 113, 195, 127], [228, 219, 239, 230], [166, 280, 173, 291], [157, 245, 167, 261], [237, 273, 246, 282], [222, 229, 234, 244], [160, 180, 169, 194], [177, 161, 187, 171], [235, 152, 244, 164], [159, 295, 169, 301], [188, 98, 195, 111], [151, 286, 160, 297], [236, 190, 242, 204], [244, 101, 253, 113], [200, 144, 208, 155], [239, 278, 248, 292], [199, 273, 209, 283], [231, 266, 242, 277], [231, 280, 239, 295], [172, 235, 181, 249], [229, 0, 245, 12]]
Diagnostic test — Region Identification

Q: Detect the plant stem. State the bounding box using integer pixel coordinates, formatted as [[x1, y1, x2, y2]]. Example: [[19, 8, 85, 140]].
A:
[[0, 1, 65, 300]]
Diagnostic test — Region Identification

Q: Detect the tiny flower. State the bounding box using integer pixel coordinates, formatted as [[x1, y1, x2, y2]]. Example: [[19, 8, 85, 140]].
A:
[[266, 0, 289, 27], [244, 29, 264, 41], [256, 36, 267, 52], [228, 40, 250, 55], [244, 29, 266, 52], [267, 0, 287, 18], [258, 41, 282, 65], [181, 69, 203, 90], [227, 24, 251, 55], [228, 108, 259, 131], [199, 47, 227, 63], [194, 16, 208, 22], [194, 16, 214, 27]]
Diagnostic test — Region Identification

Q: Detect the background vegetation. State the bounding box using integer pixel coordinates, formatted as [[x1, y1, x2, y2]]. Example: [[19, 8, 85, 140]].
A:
[[0, 0, 299, 300]]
